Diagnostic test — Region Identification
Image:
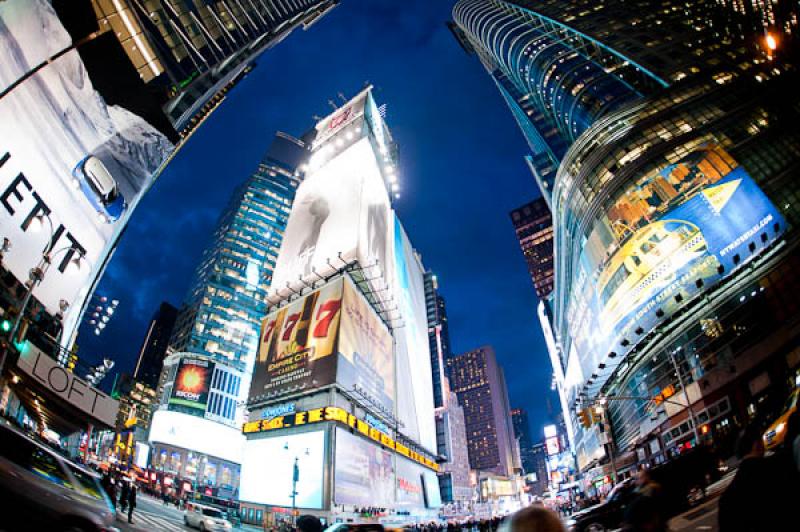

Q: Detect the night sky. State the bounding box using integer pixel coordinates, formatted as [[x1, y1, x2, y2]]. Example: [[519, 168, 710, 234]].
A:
[[81, 1, 560, 440]]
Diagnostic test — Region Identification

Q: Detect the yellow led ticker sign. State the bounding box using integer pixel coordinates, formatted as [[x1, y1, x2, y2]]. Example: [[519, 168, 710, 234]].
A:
[[243, 406, 439, 472]]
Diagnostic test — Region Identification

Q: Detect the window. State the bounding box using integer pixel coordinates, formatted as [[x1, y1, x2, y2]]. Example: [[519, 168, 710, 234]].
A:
[[30, 448, 71, 488], [67, 464, 104, 500]]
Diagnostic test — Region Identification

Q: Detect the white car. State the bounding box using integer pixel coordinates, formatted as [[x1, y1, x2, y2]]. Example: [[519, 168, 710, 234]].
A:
[[184, 502, 232, 531]]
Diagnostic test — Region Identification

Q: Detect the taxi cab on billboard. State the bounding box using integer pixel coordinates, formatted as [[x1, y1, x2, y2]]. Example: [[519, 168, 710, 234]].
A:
[[71, 155, 127, 224]]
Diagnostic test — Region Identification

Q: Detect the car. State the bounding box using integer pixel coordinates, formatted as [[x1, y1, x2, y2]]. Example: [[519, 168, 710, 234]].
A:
[[184, 502, 233, 531], [566, 478, 636, 532], [763, 387, 799, 450], [71, 155, 127, 223], [0, 419, 117, 531]]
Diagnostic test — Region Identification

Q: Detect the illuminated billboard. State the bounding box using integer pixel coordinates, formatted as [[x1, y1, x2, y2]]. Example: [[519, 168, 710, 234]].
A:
[[170, 359, 214, 411], [338, 276, 394, 412], [334, 427, 395, 507], [148, 410, 244, 465], [0, 1, 174, 343], [269, 135, 391, 300], [239, 430, 325, 509], [564, 143, 785, 382], [250, 279, 343, 400]]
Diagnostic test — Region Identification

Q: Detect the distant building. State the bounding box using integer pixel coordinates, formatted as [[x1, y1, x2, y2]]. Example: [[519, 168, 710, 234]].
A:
[[510, 408, 536, 474], [133, 302, 178, 389], [436, 379, 474, 504], [424, 271, 452, 408], [447, 346, 517, 477], [510, 198, 553, 299], [528, 442, 549, 497], [112, 373, 157, 467]]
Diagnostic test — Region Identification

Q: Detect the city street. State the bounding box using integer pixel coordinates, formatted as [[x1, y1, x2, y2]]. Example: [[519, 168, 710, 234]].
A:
[[114, 494, 261, 532]]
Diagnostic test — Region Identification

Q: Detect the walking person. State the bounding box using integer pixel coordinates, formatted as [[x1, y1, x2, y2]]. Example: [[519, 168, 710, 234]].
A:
[[118, 479, 130, 513], [127, 482, 137, 523]]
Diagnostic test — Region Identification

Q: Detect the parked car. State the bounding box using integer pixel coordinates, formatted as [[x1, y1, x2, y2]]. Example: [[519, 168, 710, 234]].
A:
[[763, 387, 799, 450], [71, 155, 126, 223], [184, 502, 233, 531], [0, 419, 117, 531]]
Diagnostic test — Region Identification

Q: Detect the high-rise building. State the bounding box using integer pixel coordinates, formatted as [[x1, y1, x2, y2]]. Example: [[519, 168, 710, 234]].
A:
[[528, 442, 549, 497], [169, 132, 306, 390], [453, 0, 800, 477], [510, 408, 535, 475], [88, 0, 340, 133], [424, 271, 452, 408], [239, 87, 441, 523], [133, 301, 178, 389], [436, 379, 474, 506], [447, 346, 517, 477], [510, 199, 554, 299]]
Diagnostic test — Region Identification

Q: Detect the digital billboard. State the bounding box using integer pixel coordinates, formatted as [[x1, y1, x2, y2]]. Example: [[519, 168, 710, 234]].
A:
[[269, 134, 392, 300], [170, 359, 215, 411], [334, 427, 395, 507], [338, 276, 394, 412], [240, 430, 325, 509], [148, 410, 244, 465], [392, 218, 437, 452], [564, 143, 786, 383], [0, 1, 174, 344], [250, 279, 343, 401]]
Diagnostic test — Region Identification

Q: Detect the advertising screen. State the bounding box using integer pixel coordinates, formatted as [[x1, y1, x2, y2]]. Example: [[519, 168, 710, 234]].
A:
[[170, 359, 214, 411], [134, 442, 150, 470], [395, 456, 425, 507], [334, 428, 395, 507], [564, 143, 786, 383], [338, 276, 394, 412], [148, 410, 244, 464], [269, 135, 391, 300], [249, 279, 343, 401], [0, 1, 174, 343], [392, 218, 437, 452], [240, 431, 325, 509]]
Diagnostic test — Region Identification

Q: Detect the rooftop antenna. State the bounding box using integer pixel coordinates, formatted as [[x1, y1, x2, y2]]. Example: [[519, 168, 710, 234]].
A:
[[327, 99, 338, 111], [312, 114, 322, 121], [337, 92, 347, 103]]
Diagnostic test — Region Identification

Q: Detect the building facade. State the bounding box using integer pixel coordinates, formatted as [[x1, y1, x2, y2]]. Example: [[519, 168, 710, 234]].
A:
[[169, 132, 306, 417], [133, 301, 178, 389], [239, 88, 441, 524], [447, 346, 518, 477], [424, 271, 452, 409], [527, 442, 548, 497], [509, 199, 554, 299], [453, 0, 800, 476], [510, 408, 535, 475]]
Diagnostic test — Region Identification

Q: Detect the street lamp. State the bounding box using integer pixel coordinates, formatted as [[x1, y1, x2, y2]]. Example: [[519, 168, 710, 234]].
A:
[[283, 442, 309, 524], [0, 215, 86, 375]]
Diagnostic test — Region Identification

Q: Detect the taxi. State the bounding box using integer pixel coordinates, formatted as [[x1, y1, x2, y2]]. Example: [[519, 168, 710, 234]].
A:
[[763, 387, 799, 450]]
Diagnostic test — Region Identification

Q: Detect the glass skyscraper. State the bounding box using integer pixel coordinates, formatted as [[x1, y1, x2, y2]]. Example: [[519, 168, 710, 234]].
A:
[[454, 0, 800, 477], [170, 132, 306, 391]]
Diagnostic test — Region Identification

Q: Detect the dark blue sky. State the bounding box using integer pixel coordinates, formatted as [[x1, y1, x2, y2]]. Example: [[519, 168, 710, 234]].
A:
[[83, 0, 559, 440]]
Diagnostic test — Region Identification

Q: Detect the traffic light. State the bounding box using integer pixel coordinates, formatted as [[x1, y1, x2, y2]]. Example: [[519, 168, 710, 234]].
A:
[[1, 318, 10, 333], [578, 408, 592, 428]]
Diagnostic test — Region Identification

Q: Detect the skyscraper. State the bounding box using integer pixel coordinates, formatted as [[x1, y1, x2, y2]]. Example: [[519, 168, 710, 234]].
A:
[[424, 271, 452, 408], [510, 408, 535, 474], [169, 132, 306, 391], [133, 301, 178, 389], [88, 0, 340, 132], [454, 0, 800, 476], [510, 198, 554, 299], [447, 346, 517, 477], [436, 378, 473, 505]]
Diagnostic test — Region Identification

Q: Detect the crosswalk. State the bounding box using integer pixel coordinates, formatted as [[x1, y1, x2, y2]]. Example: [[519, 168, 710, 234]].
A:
[[121, 510, 188, 532]]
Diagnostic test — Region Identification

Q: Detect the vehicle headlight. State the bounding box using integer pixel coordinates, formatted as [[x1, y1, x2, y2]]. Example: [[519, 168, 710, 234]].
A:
[[565, 519, 576, 530], [776, 422, 786, 434]]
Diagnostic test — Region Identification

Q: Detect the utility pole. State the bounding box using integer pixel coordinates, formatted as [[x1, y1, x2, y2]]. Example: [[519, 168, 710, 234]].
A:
[[667, 348, 701, 445]]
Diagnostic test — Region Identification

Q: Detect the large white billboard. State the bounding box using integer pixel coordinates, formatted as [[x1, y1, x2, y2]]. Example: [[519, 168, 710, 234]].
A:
[[334, 427, 395, 507], [269, 137, 392, 299], [0, 0, 174, 344], [240, 430, 326, 509], [148, 410, 244, 465]]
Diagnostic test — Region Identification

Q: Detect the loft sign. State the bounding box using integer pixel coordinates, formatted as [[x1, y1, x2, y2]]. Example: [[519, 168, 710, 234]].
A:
[[16, 344, 119, 427]]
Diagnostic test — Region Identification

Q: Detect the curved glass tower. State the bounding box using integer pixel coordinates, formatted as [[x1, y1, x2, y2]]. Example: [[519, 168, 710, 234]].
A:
[[454, 0, 800, 479]]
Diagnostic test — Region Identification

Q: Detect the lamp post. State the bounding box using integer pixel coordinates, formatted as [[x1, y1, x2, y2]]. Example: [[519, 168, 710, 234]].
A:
[[0, 214, 85, 375], [284, 442, 309, 525]]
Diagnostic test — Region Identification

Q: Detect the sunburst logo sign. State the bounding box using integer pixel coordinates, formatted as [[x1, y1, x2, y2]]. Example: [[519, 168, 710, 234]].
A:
[[170, 359, 214, 410]]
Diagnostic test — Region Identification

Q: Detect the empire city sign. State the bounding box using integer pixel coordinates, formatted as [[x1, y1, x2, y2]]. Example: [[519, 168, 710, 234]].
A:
[[243, 405, 439, 472]]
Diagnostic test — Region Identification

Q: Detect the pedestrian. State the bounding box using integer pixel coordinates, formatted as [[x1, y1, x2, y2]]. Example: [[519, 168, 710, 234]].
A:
[[499, 507, 564, 532], [127, 482, 137, 523], [296, 515, 323, 532], [119, 479, 130, 513]]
